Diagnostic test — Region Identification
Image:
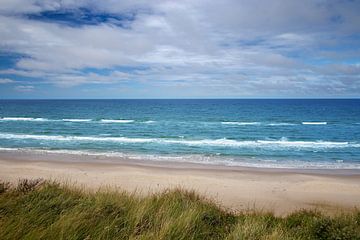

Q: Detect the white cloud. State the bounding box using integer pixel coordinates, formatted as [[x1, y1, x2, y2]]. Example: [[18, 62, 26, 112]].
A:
[[0, 0, 359, 96], [0, 78, 15, 84], [14, 85, 35, 92]]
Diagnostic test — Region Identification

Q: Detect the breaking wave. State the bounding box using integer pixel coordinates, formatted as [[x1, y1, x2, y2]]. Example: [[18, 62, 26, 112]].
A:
[[0, 147, 359, 169], [0, 133, 358, 149], [222, 122, 261, 125], [62, 119, 92, 122], [0, 117, 48, 122], [302, 122, 327, 125], [100, 119, 135, 123]]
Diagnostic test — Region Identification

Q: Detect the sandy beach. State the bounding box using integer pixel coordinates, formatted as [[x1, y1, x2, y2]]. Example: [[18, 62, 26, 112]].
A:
[[1, 150, 360, 216]]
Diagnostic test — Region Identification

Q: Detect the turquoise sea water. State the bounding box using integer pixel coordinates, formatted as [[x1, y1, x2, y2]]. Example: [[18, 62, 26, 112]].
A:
[[0, 99, 359, 169]]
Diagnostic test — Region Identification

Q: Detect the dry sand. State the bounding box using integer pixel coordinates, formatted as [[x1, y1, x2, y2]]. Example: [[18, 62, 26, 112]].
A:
[[1, 151, 360, 216]]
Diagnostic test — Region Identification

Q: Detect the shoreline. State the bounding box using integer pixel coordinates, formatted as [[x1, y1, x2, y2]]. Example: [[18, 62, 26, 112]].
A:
[[1, 150, 360, 215], [0, 148, 359, 175]]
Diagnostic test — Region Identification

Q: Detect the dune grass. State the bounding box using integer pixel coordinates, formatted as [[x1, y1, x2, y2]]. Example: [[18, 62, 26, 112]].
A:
[[0, 179, 359, 239]]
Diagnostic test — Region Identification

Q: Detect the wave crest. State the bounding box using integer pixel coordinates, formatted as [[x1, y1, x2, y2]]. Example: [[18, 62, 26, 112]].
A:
[[62, 119, 92, 122], [0, 133, 358, 149], [221, 122, 260, 125], [0, 147, 359, 169], [302, 122, 327, 125], [0, 117, 48, 121], [100, 119, 134, 123]]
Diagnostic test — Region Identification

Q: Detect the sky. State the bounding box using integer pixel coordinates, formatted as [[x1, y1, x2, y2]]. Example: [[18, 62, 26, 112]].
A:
[[0, 0, 359, 99]]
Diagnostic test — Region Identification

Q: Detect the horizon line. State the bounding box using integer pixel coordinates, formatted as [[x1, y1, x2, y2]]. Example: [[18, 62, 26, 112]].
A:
[[0, 97, 360, 100]]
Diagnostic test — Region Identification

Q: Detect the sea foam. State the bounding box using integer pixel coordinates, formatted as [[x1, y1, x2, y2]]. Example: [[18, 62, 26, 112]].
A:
[[62, 119, 92, 122], [0, 117, 48, 121], [221, 122, 296, 126], [267, 123, 297, 126], [143, 120, 156, 123], [0, 133, 358, 149], [0, 147, 359, 169], [302, 122, 327, 125], [221, 122, 261, 125], [0, 117, 136, 123], [100, 119, 134, 123]]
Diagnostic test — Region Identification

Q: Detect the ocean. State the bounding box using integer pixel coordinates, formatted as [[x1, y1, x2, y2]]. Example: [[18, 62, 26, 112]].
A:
[[0, 99, 359, 169]]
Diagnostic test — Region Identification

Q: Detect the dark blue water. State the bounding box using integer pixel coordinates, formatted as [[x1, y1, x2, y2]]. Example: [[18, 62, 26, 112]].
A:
[[0, 99, 359, 168]]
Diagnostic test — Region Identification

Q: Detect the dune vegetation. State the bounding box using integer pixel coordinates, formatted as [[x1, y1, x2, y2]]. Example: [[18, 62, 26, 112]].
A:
[[0, 179, 359, 239]]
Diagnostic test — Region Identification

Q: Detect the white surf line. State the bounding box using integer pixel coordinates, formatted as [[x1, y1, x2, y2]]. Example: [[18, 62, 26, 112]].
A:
[[100, 119, 135, 123], [302, 122, 327, 125]]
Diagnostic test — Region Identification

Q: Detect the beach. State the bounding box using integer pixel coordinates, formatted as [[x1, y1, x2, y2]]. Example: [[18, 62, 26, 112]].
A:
[[2, 1, 360, 237], [1, 150, 359, 216]]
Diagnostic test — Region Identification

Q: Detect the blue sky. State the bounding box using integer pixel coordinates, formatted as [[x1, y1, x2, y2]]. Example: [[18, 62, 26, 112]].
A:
[[0, 0, 359, 99]]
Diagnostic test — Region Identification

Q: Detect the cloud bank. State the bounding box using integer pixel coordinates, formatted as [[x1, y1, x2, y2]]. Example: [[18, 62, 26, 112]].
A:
[[0, 0, 359, 98]]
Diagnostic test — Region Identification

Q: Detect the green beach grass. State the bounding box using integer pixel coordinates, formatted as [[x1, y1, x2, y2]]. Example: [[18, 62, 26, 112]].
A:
[[0, 179, 359, 239]]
